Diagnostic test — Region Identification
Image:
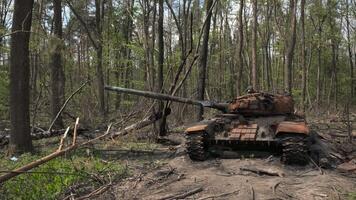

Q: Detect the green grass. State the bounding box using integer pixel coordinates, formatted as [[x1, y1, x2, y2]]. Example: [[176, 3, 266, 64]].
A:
[[348, 192, 356, 200], [0, 149, 129, 200]]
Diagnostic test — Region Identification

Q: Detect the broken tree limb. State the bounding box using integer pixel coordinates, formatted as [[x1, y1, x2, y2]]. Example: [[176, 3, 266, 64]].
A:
[[197, 190, 239, 200], [0, 128, 89, 148], [58, 127, 70, 151], [72, 118, 79, 146], [0, 111, 163, 183], [48, 80, 90, 132], [0, 123, 110, 184], [240, 166, 285, 177], [111, 111, 165, 138], [157, 187, 203, 200]]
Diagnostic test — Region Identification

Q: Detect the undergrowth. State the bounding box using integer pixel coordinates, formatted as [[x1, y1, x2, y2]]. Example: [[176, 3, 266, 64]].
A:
[[0, 149, 129, 200]]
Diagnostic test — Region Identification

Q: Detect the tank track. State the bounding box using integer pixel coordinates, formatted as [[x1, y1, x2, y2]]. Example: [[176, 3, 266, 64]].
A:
[[186, 131, 209, 161], [280, 135, 309, 165]]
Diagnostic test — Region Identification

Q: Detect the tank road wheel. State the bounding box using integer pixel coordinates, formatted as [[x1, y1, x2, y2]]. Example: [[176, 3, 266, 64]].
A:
[[280, 134, 309, 165], [186, 131, 209, 161]]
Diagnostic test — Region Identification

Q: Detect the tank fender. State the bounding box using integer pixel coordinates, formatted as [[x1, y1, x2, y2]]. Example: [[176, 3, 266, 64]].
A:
[[185, 124, 209, 134], [276, 121, 309, 136]]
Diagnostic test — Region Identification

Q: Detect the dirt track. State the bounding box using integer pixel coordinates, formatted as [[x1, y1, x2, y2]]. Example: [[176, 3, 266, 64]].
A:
[[95, 152, 355, 200]]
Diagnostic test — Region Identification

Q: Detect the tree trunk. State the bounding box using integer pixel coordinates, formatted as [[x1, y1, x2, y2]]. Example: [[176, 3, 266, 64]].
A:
[[301, 0, 306, 111], [251, 0, 258, 90], [196, 0, 213, 121], [284, 0, 297, 94], [95, 0, 106, 118], [346, 0, 354, 99], [51, 0, 65, 129], [157, 0, 166, 136], [9, 0, 34, 153], [236, 0, 244, 96]]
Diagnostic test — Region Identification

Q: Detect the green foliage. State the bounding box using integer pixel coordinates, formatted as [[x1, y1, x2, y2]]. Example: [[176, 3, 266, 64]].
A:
[[0, 150, 128, 200]]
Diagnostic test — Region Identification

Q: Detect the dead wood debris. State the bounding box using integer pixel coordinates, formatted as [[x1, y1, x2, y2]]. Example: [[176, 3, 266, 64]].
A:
[[157, 186, 203, 200], [0, 112, 163, 183], [0, 119, 112, 183], [240, 166, 285, 177], [197, 190, 239, 200]]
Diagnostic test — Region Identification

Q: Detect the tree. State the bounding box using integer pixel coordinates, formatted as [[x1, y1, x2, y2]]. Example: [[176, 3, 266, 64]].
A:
[[196, 0, 213, 121], [51, 0, 65, 129], [301, 0, 306, 111], [9, 0, 34, 153], [236, 0, 244, 96], [95, 0, 106, 118], [284, 0, 297, 93], [346, 0, 354, 99], [157, 0, 166, 136], [251, 0, 258, 90]]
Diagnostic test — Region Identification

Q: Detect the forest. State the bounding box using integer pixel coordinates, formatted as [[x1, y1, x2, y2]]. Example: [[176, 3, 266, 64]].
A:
[[0, 0, 355, 199]]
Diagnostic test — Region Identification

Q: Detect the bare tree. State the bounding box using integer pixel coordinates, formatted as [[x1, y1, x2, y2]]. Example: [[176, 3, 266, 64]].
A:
[[95, 0, 106, 118], [301, 0, 306, 111], [284, 0, 297, 94], [157, 0, 166, 135], [51, 0, 65, 129], [196, 0, 213, 121], [251, 0, 258, 90], [9, 0, 34, 153], [236, 0, 244, 96]]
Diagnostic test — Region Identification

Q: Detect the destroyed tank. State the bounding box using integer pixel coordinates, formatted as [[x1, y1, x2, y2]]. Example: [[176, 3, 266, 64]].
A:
[[105, 85, 310, 165]]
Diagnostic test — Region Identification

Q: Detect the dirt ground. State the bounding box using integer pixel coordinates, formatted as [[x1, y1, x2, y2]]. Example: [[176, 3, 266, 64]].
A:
[[92, 133, 356, 200]]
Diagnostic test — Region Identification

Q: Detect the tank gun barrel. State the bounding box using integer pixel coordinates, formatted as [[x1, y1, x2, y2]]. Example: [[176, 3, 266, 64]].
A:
[[105, 85, 228, 112]]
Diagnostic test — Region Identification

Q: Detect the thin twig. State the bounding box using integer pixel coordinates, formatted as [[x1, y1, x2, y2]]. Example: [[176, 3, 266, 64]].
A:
[[48, 80, 90, 132]]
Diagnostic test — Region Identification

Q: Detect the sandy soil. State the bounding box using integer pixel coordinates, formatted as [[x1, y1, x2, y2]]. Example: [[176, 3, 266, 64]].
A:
[[94, 150, 355, 200]]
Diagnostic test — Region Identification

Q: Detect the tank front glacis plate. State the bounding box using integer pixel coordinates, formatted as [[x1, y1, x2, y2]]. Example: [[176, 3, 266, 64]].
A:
[[229, 124, 258, 140]]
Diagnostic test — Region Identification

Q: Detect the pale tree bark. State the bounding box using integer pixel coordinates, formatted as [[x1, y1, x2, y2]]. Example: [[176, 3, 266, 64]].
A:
[[284, 0, 297, 94], [251, 0, 258, 90], [196, 0, 213, 121], [9, 0, 34, 153], [51, 0, 65, 129], [236, 0, 244, 96]]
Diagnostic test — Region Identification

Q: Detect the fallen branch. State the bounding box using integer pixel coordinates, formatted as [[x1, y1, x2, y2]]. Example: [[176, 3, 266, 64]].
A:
[[0, 122, 111, 184], [197, 190, 239, 200], [240, 166, 285, 177], [157, 187, 203, 200], [58, 127, 70, 151], [0, 128, 89, 148], [111, 111, 164, 138], [75, 182, 112, 200], [48, 80, 90, 132], [0, 111, 163, 183]]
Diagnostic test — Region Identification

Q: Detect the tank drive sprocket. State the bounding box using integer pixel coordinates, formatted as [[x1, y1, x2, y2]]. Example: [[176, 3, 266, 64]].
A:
[[280, 134, 309, 165], [186, 131, 209, 161]]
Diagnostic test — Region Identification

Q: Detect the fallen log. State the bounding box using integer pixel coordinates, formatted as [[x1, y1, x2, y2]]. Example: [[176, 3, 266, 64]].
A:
[[111, 110, 166, 138], [240, 166, 285, 177], [0, 112, 163, 183], [0, 128, 89, 147], [157, 187, 203, 200]]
